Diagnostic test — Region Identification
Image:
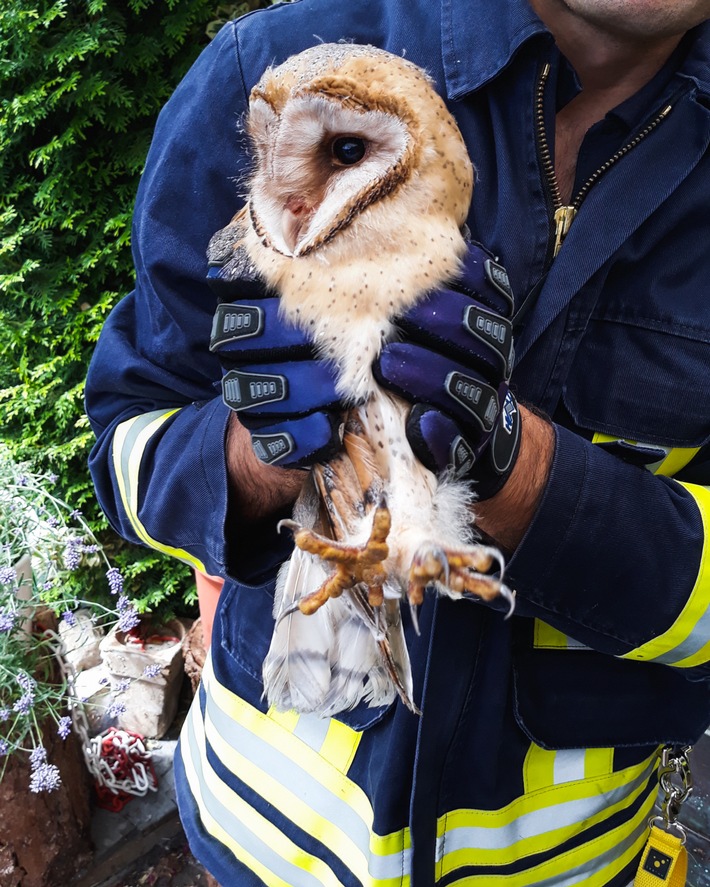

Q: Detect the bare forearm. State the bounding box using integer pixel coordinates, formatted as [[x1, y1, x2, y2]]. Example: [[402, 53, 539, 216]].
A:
[[475, 404, 555, 553], [226, 413, 305, 522]]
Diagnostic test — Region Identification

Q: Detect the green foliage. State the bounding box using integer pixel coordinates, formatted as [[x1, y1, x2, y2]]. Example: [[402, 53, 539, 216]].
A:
[[0, 0, 281, 612]]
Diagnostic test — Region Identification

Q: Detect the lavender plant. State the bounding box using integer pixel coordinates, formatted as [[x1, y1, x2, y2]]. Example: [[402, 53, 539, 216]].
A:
[[0, 445, 139, 791]]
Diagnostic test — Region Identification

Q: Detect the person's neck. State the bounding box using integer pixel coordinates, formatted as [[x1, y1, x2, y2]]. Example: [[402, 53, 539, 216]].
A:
[[529, 0, 682, 108]]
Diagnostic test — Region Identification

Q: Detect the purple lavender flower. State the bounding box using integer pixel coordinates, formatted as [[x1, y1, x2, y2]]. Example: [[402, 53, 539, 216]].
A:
[[0, 610, 15, 632], [0, 567, 16, 586], [70, 509, 82, 520], [16, 475, 28, 487], [29, 762, 61, 793], [29, 745, 47, 769], [0, 740, 8, 756], [98, 676, 109, 686], [13, 691, 35, 715], [116, 594, 130, 612], [63, 538, 83, 571], [61, 610, 77, 627], [46, 516, 60, 529], [57, 716, 72, 740], [107, 701, 126, 719], [0, 708, 10, 722], [117, 607, 140, 634], [17, 672, 36, 691], [48, 473, 59, 484], [106, 567, 124, 596], [143, 664, 162, 679], [113, 678, 131, 694], [42, 580, 54, 591]]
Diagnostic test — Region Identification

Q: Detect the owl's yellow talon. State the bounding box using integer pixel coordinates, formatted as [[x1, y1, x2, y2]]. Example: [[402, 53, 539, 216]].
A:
[[281, 502, 391, 615], [407, 544, 512, 614]]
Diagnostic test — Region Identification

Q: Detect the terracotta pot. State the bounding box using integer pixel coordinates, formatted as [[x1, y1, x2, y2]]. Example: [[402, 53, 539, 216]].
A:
[[194, 570, 224, 650], [0, 728, 93, 886]]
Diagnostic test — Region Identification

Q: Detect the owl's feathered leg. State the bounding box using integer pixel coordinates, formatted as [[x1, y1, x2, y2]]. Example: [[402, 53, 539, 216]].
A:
[[408, 545, 515, 615], [278, 502, 390, 615]]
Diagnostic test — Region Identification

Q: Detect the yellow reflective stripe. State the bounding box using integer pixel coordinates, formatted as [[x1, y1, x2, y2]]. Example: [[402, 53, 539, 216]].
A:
[[533, 620, 570, 649], [111, 409, 206, 572], [523, 743, 556, 793], [267, 705, 362, 773], [585, 746, 615, 780], [592, 432, 627, 444], [444, 801, 651, 886], [622, 482, 710, 666], [204, 706, 377, 884], [525, 743, 615, 795], [590, 433, 699, 478], [203, 657, 411, 879], [182, 689, 341, 887], [437, 752, 656, 873], [654, 447, 700, 477], [267, 707, 300, 731], [319, 718, 362, 773], [533, 619, 590, 650]]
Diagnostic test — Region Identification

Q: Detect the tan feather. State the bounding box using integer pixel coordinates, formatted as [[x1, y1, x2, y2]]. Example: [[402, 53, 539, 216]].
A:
[[213, 44, 506, 717]]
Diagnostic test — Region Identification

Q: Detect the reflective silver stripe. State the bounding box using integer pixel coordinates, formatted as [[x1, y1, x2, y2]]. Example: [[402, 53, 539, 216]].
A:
[[441, 788, 653, 886], [655, 600, 710, 664], [553, 750, 586, 785], [204, 671, 409, 882], [523, 818, 647, 887], [439, 767, 652, 854], [292, 712, 332, 751], [181, 696, 337, 887], [111, 408, 206, 571]]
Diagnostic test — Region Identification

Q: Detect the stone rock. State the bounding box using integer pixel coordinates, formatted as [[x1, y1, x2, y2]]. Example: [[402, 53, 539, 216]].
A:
[[59, 608, 104, 672], [73, 664, 114, 735], [100, 619, 191, 739]]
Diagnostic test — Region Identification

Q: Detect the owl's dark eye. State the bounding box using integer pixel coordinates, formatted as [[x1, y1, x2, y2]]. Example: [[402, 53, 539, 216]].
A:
[[331, 136, 367, 165]]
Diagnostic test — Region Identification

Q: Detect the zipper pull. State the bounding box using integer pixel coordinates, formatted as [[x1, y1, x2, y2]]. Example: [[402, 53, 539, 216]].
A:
[[553, 205, 577, 256]]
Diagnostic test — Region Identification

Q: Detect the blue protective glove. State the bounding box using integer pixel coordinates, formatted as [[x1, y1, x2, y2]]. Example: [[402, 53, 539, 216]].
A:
[[374, 242, 521, 500], [209, 271, 343, 468]]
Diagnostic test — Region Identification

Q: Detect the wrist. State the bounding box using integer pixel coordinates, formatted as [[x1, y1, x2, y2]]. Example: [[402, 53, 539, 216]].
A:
[[474, 404, 555, 553], [226, 413, 305, 522]]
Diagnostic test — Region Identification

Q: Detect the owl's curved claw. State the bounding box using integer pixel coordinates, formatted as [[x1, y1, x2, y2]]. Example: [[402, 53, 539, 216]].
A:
[[409, 601, 421, 637], [408, 541, 509, 611], [277, 519, 300, 535], [499, 583, 516, 620]]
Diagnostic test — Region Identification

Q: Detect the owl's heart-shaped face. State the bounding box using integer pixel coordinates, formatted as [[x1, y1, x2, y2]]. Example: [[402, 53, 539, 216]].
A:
[[244, 44, 473, 261], [247, 83, 414, 257]]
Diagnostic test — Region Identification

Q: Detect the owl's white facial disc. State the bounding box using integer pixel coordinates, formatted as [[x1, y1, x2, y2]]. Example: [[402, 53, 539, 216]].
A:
[[248, 93, 411, 257]]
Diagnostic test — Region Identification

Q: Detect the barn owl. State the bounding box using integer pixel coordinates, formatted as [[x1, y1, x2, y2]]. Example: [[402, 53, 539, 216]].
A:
[[208, 44, 510, 716]]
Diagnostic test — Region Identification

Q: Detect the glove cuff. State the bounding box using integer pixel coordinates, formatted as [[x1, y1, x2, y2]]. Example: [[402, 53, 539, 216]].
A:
[[465, 390, 521, 501], [406, 390, 521, 501]]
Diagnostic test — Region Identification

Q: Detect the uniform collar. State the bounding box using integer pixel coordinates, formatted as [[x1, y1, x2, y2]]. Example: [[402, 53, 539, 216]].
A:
[[441, 0, 710, 102], [677, 20, 710, 96], [441, 0, 548, 100]]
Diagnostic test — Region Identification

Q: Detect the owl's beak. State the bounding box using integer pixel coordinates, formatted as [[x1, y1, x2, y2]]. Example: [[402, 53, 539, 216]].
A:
[[282, 197, 315, 254]]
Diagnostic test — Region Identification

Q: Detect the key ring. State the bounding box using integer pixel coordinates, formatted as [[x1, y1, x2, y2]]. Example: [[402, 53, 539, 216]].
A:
[[649, 744, 693, 844]]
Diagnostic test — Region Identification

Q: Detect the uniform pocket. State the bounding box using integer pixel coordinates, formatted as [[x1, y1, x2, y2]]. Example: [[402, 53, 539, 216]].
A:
[[563, 316, 710, 447], [512, 620, 710, 749]]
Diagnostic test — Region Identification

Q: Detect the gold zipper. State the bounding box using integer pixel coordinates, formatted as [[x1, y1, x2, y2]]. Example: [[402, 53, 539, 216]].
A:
[[535, 62, 673, 257]]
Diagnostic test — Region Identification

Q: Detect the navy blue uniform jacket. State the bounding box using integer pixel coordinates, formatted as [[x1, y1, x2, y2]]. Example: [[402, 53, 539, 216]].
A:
[[85, 1, 710, 885]]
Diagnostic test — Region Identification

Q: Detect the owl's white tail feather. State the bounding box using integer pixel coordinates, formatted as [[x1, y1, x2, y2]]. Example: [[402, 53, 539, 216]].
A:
[[262, 549, 334, 712], [263, 549, 401, 713]]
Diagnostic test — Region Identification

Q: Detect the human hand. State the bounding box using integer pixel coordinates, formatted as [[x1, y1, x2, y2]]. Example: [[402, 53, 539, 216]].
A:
[[374, 242, 521, 500], [210, 275, 343, 468]]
